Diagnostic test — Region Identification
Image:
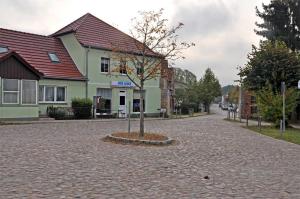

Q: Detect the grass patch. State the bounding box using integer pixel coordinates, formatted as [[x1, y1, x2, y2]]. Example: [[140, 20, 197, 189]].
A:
[[111, 132, 168, 141], [247, 126, 300, 145], [170, 112, 209, 119]]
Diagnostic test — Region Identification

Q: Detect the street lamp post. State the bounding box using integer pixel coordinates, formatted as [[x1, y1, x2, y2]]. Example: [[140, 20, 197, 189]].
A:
[[281, 82, 286, 133], [234, 76, 242, 122]]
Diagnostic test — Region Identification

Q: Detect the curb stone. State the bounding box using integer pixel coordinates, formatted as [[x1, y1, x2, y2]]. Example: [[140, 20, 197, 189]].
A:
[[104, 134, 174, 146]]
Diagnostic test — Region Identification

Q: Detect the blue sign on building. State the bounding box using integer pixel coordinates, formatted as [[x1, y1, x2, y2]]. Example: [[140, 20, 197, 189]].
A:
[[111, 81, 135, 88]]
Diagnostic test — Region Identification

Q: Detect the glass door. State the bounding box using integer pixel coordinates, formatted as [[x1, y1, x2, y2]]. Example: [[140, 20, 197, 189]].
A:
[[119, 90, 126, 117]]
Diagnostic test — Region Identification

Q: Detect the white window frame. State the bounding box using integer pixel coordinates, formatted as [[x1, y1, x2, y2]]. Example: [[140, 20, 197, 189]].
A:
[[2, 78, 20, 105], [55, 86, 67, 102], [39, 85, 67, 104], [0, 46, 9, 53], [21, 80, 38, 105], [48, 52, 60, 63], [100, 57, 110, 73]]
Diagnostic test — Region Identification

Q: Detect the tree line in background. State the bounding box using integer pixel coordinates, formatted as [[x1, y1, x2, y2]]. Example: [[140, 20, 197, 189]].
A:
[[174, 68, 221, 114], [239, 0, 300, 125]]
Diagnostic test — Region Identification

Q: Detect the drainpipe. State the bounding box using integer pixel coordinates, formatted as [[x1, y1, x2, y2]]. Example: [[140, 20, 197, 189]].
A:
[[85, 46, 91, 99]]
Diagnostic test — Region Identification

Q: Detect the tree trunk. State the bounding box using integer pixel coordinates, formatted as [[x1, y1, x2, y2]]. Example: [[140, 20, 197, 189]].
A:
[[139, 82, 145, 137], [206, 103, 210, 114]]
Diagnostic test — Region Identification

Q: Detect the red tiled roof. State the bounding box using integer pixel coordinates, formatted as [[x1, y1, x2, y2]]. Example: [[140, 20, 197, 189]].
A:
[[0, 28, 85, 80], [52, 13, 158, 57]]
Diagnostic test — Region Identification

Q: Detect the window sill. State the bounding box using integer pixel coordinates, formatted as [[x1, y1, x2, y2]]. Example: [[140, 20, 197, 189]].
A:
[[0, 104, 38, 107], [39, 102, 68, 104]]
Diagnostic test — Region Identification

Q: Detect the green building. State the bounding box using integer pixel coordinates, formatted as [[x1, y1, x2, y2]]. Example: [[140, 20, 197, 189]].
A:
[[0, 13, 166, 120]]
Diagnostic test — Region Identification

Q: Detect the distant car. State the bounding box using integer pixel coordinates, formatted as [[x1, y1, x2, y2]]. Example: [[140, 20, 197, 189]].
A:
[[221, 104, 228, 110]]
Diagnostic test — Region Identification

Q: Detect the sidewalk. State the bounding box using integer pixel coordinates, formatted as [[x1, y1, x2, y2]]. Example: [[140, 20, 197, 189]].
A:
[[290, 123, 300, 129], [0, 113, 208, 125], [225, 117, 272, 127]]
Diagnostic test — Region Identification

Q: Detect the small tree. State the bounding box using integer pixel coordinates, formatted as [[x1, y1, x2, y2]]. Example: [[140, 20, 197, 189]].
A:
[[256, 85, 299, 126], [198, 68, 222, 113], [228, 86, 239, 105], [239, 40, 300, 92], [112, 9, 194, 137], [174, 83, 200, 113]]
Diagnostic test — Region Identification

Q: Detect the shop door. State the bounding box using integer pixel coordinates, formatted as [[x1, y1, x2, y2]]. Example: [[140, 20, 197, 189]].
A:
[[119, 90, 126, 117]]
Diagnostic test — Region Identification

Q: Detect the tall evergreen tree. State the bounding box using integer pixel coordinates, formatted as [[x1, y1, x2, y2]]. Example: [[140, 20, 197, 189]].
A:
[[256, 0, 300, 51]]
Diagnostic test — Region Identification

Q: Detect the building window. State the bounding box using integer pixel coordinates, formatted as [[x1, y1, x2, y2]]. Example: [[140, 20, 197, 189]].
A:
[[133, 90, 145, 112], [48, 52, 60, 63], [137, 67, 142, 75], [96, 88, 112, 111], [120, 61, 127, 75], [101, 58, 110, 73], [2, 79, 19, 104], [45, 86, 55, 101], [250, 95, 256, 104], [251, 106, 258, 114], [39, 85, 66, 103], [56, 87, 66, 102], [22, 80, 37, 104], [39, 86, 44, 102], [0, 46, 8, 53]]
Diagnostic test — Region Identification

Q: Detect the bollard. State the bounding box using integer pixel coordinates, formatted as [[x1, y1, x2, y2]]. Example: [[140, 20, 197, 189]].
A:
[[246, 115, 249, 127], [280, 119, 283, 137], [259, 116, 262, 131], [234, 111, 236, 121]]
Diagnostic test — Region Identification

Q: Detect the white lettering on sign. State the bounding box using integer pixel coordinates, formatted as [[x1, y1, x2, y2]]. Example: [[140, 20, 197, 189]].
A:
[[111, 81, 135, 88]]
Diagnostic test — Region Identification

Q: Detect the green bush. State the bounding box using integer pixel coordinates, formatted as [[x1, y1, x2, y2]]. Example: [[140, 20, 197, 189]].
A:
[[47, 106, 56, 118], [179, 103, 199, 114], [47, 106, 66, 120], [71, 98, 93, 119], [256, 86, 299, 126]]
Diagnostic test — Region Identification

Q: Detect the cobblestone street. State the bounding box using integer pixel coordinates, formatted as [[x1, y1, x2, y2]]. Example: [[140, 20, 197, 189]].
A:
[[0, 108, 300, 198]]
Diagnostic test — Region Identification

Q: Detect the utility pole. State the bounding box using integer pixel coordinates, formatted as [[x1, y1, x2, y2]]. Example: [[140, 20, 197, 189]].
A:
[[238, 76, 242, 122], [234, 74, 242, 122], [281, 82, 286, 132], [128, 101, 131, 134]]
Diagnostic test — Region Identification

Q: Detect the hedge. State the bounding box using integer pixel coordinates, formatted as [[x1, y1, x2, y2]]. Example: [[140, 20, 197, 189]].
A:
[[71, 98, 93, 119]]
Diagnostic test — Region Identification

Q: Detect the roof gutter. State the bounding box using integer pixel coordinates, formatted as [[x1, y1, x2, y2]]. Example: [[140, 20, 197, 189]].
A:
[[42, 76, 87, 81]]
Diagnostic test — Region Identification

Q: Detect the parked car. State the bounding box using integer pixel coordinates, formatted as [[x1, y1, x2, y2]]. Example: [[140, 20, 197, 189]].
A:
[[221, 104, 228, 110]]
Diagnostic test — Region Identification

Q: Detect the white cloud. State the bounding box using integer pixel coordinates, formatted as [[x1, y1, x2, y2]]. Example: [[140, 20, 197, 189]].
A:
[[0, 0, 270, 85]]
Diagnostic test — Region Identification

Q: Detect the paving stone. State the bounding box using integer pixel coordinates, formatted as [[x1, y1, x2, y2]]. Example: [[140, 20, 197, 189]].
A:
[[0, 106, 299, 198]]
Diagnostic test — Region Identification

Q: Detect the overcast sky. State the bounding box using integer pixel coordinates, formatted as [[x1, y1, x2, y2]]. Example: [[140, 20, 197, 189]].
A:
[[0, 0, 270, 86]]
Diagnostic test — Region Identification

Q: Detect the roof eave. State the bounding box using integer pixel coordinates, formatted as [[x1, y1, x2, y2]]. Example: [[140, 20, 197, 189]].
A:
[[42, 76, 87, 81]]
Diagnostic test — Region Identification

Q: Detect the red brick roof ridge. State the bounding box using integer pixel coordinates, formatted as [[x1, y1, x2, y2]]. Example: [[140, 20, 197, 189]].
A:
[[0, 27, 48, 38], [51, 13, 91, 36], [52, 13, 159, 57]]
